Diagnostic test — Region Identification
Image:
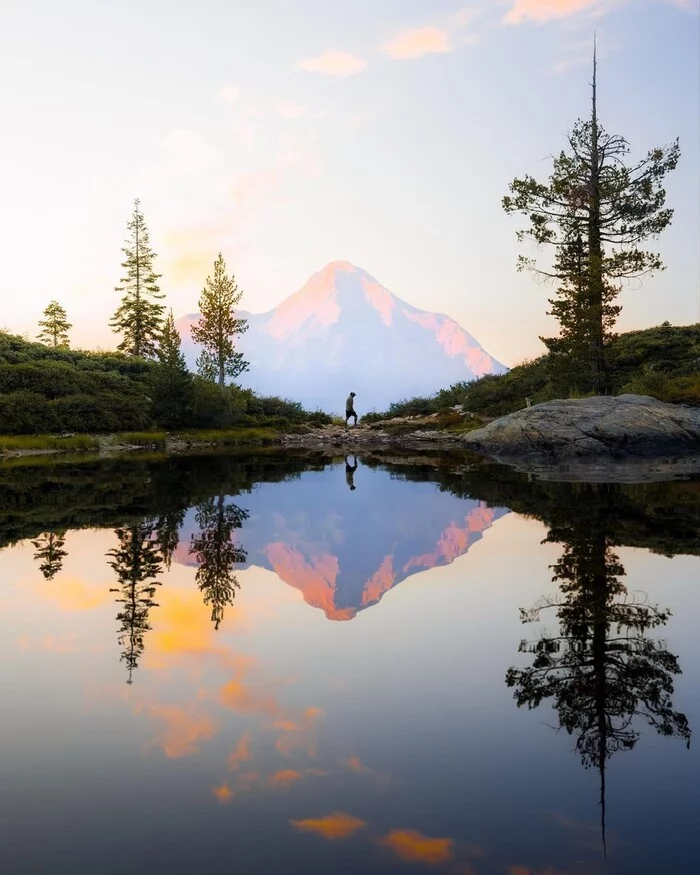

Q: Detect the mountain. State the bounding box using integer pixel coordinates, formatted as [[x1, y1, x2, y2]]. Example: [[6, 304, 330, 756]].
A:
[[174, 460, 509, 621], [177, 261, 507, 413]]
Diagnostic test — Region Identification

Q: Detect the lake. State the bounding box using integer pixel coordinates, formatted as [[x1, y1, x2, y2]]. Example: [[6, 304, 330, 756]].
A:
[[0, 451, 697, 875]]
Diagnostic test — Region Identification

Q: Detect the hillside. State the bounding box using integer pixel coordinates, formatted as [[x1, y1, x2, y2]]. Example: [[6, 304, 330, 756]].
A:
[[368, 324, 700, 420], [178, 261, 507, 413]]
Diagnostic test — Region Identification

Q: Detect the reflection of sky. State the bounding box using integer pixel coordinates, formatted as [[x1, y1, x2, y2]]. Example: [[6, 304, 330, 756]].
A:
[[0, 483, 698, 874]]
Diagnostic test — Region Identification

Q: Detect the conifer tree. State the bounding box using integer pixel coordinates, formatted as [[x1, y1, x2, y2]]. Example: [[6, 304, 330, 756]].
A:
[[37, 301, 72, 348], [503, 45, 679, 394], [31, 531, 68, 580], [110, 199, 165, 358], [191, 253, 249, 387], [107, 522, 163, 683], [189, 495, 248, 629], [151, 310, 193, 427]]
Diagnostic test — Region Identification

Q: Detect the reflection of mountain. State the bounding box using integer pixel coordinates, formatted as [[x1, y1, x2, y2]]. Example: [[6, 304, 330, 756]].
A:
[[177, 261, 507, 412], [175, 462, 508, 620]]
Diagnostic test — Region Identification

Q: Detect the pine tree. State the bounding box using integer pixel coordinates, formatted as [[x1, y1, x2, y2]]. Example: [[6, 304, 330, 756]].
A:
[[31, 531, 68, 580], [189, 495, 249, 629], [151, 310, 193, 428], [503, 44, 679, 394], [110, 199, 165, 358], [107, 522, 163, 683], [191, 253, 249, 387], [37, 301, 72, 348]]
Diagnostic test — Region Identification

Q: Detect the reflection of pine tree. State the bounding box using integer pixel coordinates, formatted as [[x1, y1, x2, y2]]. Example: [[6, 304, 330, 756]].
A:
[[155, 509, 186, 570], [506, 500, 691, 852], [31, 531, 68, 580], [108, 522, 163, 683], [189, 495, 248, 629]]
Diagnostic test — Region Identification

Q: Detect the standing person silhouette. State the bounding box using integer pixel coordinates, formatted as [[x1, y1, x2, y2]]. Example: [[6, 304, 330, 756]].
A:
[[345, 456, 358, 490], [345, 391, 358, 428]]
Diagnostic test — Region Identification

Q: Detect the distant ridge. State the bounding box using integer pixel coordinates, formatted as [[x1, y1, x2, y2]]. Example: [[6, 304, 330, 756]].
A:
[[178, 261, 507, 412]]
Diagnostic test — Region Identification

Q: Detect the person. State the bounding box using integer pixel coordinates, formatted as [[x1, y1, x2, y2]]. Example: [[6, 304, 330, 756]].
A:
[[345, 455, 358, 491], [345, 391, 358, 428]]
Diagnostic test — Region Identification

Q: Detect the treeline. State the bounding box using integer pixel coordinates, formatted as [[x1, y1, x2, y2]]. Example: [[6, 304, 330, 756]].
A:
[[0, 331, 330, 434], [364, 323, 700, 422]]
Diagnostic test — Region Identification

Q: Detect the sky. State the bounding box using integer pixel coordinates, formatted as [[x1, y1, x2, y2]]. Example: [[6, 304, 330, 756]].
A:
[[1, 0, 698, 366]]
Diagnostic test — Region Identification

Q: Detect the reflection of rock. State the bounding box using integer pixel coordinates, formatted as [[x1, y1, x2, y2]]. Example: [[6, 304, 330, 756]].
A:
[[175, 463, 508, 620], [462, 395, 700, 464]]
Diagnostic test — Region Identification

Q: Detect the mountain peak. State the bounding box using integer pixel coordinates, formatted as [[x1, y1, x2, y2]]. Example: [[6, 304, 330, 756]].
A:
[[177, 261, 507, 411]]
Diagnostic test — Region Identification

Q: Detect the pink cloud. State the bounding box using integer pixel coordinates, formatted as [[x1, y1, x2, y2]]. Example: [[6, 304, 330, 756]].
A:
[[504, 0, 606, 23], [297, 50, 366, 77], [382, 26, 451, 60]]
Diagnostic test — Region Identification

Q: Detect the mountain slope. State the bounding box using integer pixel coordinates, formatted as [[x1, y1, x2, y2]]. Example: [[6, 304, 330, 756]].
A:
[[178, 261, 507, 413]]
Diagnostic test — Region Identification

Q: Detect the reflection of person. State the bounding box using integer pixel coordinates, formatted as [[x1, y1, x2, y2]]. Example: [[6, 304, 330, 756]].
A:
[[345, 455, 358, 491], [345, 391, 358, 428]]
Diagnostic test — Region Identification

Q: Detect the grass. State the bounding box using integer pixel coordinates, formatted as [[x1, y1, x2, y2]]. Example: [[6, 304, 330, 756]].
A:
[[0, 433, 98, 453]]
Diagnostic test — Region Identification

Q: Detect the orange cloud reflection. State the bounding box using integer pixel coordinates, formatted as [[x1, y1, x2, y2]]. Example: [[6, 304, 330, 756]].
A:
[[379, 829, 455, 865], [270, 769, 304, 787], [291, 812, 367, 840], [141, 704, 217, 758], [227, 732, 253, 770], [212, 783, 234, 803]]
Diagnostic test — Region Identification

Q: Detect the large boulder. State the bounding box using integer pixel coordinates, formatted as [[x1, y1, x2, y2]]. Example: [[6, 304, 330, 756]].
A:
[[461, 395, 700, 464]]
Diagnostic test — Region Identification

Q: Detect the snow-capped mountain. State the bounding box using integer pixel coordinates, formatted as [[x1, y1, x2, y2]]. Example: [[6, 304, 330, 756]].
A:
[[178, 261, 507, 413]]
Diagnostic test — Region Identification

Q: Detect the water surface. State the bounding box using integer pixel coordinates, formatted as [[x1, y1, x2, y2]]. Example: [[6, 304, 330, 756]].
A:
[[0, 451, 698, 874]]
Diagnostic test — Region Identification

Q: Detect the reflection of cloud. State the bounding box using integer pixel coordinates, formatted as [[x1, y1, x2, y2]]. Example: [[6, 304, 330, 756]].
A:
[[382, 26, 451, 59], [270, 768, 304, 787], [227, 732, 253, 769], [40, 578, 110, 612], [379, 829, 455, 865], [212, 783, 234, 803], [237, 771, 260, 791], [291, 812, 367, 840], [141, 704, 217, 758], [297, 50, 366, 77], [274, 706, 323, 757], [344, 756, 390, 787], [504, 0, 606, 24]]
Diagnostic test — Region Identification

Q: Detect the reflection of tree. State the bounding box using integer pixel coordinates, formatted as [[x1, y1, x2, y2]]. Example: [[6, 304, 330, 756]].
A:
[[506, 497, 691, 853], [108, 522, 163, 684], [155, 509, 186, 570], [189, 495, 249, 630], [31, 531, 68, 580]]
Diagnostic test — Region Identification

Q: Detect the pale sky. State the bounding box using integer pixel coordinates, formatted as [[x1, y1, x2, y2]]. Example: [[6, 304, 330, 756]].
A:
[[1, 0, 698, 366]]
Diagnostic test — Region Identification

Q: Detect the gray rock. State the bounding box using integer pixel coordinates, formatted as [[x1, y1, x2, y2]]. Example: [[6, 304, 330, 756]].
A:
[[461, 395, 700, 463]]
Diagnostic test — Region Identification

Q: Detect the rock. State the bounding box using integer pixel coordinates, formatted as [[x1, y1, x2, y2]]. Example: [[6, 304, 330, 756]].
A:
[[461, 395, 700, 463]]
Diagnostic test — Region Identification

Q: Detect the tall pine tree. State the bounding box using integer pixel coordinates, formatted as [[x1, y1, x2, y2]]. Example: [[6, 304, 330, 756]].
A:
[[151, 310, 193, 428], [110, 199, 165, 359], [503, 44, 679, 394], [107, 522, 163, 684], [37, 301, 72, 348], [191, 253, 249, 387]]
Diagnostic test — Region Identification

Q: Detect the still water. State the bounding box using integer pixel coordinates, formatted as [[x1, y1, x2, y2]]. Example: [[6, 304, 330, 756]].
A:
[[0, 451, 698, 875]]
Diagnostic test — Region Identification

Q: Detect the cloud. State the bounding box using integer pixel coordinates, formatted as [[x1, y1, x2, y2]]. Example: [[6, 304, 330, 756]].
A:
[[503, 0, 606, 23], [141, 704, 217, 758], [291, 812, 367, 840], [269, 769, 304, 787], [212, 783, 234, 803], [220, 85, 241, 104], [378, 829, 455, 865], [227, 732, 253, 770], [381, 26, 451, 60], [297, 50, 366, 77], [450, 7, 479, 27]]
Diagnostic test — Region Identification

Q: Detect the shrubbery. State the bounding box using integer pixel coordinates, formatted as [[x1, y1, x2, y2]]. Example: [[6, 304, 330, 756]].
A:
[[0, 331, 332, 435]]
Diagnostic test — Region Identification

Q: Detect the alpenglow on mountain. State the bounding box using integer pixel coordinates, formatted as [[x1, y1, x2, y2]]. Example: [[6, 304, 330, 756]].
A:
[[178, 261, 507, 412]]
